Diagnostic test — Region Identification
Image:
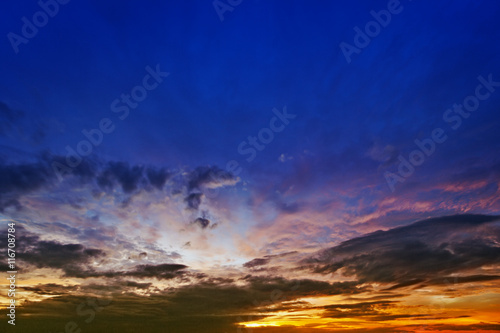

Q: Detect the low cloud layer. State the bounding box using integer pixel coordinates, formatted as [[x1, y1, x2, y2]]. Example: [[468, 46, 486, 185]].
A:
[[2, 214, 499, 332], [303, 214, 500, 288]]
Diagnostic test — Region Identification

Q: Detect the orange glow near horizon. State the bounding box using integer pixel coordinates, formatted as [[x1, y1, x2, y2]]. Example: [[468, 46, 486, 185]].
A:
[[237, 292, 500, 332]]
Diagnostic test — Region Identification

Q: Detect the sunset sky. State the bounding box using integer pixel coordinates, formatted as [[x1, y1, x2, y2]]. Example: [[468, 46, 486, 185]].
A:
[[1, 1, 500, 332]]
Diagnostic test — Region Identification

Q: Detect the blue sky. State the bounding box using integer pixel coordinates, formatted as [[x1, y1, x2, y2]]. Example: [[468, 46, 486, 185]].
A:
[[1, 1, 500, 332], [2, 1, 500, 171]]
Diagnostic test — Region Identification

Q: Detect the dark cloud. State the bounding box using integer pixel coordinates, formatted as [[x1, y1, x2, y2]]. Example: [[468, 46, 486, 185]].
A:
[[181, 166, 239, 216], [184, 192, 203, 210], [21, 238, 106, 277], [146, 167, 171, 190], [0, 225, 188, 280], [124, 281, 153, 289], [47, 153, 97, 180], [11, 275, 366, 333], [318, 300, 467, 322], [22, 283, 77, 295], [0, 155, 238, 219], [303, 214, 500, 288], [0, 160, 52, 211], [277, 201, 302, 214], [321, 300, 396, 319], [243, 258, 270, 268], [383, 278, 426, 291], [187, 166, 237, 191], [243, 275, 363, 298], [0, 157, 110, 210], [97, 161, 144, 193], [0, 153, 95, 211], [70, 263, 189, 280], [429, 274, 500, 285], [243, 252, 299, 270], [127, 263, 187, 278], [193, 217, 211, 229]]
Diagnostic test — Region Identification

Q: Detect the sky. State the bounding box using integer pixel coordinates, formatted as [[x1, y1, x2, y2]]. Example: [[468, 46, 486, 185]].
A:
[[1, 0, 500, 332]]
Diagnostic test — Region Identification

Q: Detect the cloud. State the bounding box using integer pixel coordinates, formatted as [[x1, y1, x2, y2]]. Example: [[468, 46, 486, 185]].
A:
[[95, 263, 188, 280], [433, 274, 500, 284], [21, 238, 106, 277], [24, 242, 188, 279], [124, 281, 153, 289], [318, 301, 467, 323], [302, 214, 500, 288], [12, 274, 365, 333], [193, 217, 211, 229], [244, 257, 270, 268], [366, 141, 399, 167], [146, 167, 171, 190], [184, 192, 203, 210], [97, 161, 145, 193], [0, 160, 52, 211], [321, 300, 398, 319], [243, 275, 363, 298], [0, 225, 189, 280], [22, 283, 77, 296], [180, 166, 239, 226], [243, 251, 299, 269], [0, 155, 238, 215], [186, 166, 239, 191], [10, 225, 104, 269], [0, 156, 117, 210], [13, 276, 499, 333], [277, 200, 302, 214]]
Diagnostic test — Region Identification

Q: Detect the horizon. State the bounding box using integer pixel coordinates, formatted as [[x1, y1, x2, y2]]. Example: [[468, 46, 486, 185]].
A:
[[1, 1, 500, 332]]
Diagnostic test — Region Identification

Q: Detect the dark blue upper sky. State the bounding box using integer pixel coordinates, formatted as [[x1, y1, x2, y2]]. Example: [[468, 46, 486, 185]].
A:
[[1, 0, 500, 228]]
